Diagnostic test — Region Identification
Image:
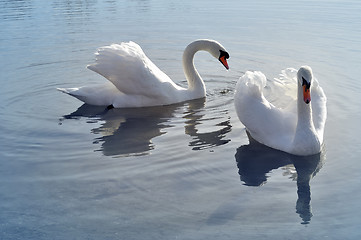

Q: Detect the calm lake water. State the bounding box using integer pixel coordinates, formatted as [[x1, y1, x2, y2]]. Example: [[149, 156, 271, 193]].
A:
[[1, 0, 361, 239]]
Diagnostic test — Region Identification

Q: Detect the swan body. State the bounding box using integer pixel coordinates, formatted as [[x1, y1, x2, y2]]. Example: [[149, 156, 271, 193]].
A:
[[235, 66, 327, 156], [58, 40, 229, 108]]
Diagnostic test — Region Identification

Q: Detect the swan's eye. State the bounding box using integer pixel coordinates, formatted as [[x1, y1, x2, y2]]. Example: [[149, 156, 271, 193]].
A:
[[302, 77, 311, 90]]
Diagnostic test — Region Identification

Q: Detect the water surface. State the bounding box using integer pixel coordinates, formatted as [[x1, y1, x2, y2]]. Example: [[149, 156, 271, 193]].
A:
[[1, 0, 361, 239]]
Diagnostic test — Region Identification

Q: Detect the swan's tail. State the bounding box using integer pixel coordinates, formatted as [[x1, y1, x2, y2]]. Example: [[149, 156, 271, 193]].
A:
[[57, 87, 77, 95], [57, 87, 88, 102], [57, 85, 117, 106]]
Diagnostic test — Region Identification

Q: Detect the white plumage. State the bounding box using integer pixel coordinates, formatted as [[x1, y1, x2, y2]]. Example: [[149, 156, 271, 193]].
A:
[[58, 40, 229, 108], [235, 66, 327, 156]]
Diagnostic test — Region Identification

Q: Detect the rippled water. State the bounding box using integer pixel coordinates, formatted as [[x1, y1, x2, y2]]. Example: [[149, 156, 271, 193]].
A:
[[1, 0, 361, 239]]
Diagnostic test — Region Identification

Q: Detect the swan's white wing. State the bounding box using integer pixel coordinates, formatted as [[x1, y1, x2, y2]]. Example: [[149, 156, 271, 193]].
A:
[[266, 68, 298, 111], [235, 71, 297, 152], [87, 42, 183, 98], [311, 77, 327, 143]]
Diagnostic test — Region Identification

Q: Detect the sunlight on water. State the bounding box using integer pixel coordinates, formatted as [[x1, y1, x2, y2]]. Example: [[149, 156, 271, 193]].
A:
[[1, 0, 361, 239]]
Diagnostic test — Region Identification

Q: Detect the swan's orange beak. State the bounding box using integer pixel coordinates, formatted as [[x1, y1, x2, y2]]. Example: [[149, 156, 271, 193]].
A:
[[303, 85, 311, 104], [219, 56, 229, 70]]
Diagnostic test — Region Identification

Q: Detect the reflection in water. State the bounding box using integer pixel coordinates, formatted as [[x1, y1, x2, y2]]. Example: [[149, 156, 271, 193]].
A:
[[235, 135, 325, 224], [62, 98, 231, 156], [183, 99, 231, 150], [62, 103, 177, 156]]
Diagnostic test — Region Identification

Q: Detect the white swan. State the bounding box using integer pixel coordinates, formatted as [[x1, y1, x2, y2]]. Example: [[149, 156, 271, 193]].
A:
[[234, 66, 327, 156], [58, 39, 229, 108]]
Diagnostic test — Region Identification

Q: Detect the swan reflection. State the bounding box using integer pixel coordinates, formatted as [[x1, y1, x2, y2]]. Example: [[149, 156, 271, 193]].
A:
[[183, 99, 231, 150], [235, 136, 325, 224], [62, 103, 175, 156], [62, 98, 231, 156]]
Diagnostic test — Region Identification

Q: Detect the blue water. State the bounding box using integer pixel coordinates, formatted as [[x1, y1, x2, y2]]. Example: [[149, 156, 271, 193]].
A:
[[1, 0, 361, 239]]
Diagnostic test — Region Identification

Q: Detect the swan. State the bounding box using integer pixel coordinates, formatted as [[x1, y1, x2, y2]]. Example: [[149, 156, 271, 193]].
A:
[[57, 39, 229, 108], [234, 66, 327, 156]]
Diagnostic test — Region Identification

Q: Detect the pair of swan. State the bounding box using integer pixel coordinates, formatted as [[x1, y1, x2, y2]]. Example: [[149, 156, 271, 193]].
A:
[[58, 39, 327, 156]]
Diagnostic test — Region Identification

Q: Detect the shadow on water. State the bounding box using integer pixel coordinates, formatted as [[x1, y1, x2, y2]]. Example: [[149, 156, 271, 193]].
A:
[[61, 98, 231, 157], [235, 133, 325, 224]]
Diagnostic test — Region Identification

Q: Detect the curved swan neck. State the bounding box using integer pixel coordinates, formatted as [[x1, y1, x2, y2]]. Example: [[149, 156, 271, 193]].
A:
[[182, 40, 212, 96]]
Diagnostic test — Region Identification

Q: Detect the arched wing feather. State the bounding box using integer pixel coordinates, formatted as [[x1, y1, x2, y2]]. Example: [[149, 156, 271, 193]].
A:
[[235, 71, 297, 151], [87, 42, 181, 98]]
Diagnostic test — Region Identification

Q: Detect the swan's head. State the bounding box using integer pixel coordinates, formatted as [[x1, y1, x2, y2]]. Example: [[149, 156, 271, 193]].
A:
[[218, 49, 230, 70], [297, 66, 313, 104], [212, 43, 230, 70], [198, 39, 229, 70]]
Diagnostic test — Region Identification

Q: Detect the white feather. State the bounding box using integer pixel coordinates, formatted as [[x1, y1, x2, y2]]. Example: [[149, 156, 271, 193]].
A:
[[58, 40, 229, 108], [235, 66, 327, 156]]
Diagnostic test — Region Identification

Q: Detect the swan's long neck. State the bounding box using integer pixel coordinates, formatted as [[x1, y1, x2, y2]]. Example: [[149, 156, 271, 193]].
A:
[[293, 81, 320, 155], [182, 40, 209, 98], [296, 83, 313, 128]]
